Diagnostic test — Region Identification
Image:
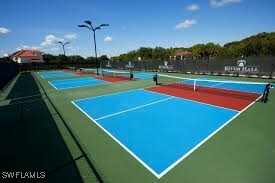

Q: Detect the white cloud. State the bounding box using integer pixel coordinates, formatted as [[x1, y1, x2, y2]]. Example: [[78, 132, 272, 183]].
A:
[[210, 0, 242, 7], [40, 34, 64, 47], [104, 36, 113, 42], [187, 4, 200, 11], [67, 46, 80, 52], [175, 19, 197, 29], [0, 27, 11, 34], [40, 47, 60, 52], [16, 45, 42, 51], [49, 47, 59, 51], [65, 33, 77, 40], [3, 53, 9, 57]]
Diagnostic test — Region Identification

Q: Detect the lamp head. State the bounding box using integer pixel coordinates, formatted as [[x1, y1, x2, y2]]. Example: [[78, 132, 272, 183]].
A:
[[100, 24, 109, 27], [84, 20, 92, 25]]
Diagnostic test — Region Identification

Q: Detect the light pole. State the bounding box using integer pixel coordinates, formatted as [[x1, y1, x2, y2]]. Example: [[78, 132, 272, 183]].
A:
[[78, 20, 109, 75], [56, 41, 70, 56]]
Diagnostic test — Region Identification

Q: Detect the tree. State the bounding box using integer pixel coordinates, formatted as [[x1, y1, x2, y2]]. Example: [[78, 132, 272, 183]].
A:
[[152, 47, 166, 60], [98, 55, 109, 62], [136, 47, 153, 60], [43, 54, 59, 64]]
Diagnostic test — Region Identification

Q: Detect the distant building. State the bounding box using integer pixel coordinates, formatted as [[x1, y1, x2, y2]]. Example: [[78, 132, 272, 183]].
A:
[[170, 51, 192, 60], [10, 50, 44, 64]]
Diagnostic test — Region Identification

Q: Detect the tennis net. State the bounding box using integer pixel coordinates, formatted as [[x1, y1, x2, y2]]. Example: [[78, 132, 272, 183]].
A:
[[102, 70, 132, 80], [80, 68, 96, 74], [155, 74, 269, 101]]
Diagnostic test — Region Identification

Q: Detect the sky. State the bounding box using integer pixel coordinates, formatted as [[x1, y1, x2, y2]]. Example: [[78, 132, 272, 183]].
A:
[[0, 0, 274, 58]]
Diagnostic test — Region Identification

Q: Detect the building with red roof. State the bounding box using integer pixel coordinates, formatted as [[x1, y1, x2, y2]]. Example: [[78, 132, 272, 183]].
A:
[[170, 51, 192, 60], [10, 50, 44, 64]]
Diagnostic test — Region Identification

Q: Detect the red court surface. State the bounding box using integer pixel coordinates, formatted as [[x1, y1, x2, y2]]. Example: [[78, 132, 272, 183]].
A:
[[146, 85, 262, 111], [63, 69, 95, 76]]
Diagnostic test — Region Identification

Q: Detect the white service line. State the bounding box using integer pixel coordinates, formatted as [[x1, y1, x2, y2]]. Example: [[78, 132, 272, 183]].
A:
[[95, 97, 174, 121]]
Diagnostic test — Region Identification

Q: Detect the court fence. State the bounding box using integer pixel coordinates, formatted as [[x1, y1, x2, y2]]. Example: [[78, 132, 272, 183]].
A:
[[0, 61, 19, 91], [101, 57, 275, 78]]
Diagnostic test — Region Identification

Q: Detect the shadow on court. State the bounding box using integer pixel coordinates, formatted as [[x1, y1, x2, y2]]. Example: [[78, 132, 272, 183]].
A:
[[0, 72, 84, 182]]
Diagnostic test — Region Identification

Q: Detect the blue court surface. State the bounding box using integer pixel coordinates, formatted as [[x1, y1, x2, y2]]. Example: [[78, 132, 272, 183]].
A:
[[49, 77, 107, 90], [38, 71, 77, 79], [72, 89, 239, 178], [134, 73, 154, 79]]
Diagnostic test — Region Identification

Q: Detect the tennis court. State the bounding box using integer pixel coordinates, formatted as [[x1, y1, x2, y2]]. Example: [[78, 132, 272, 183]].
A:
[[71, 75, 268, 178], [38, 71, 77, 78], [49, 77, 107, 90]]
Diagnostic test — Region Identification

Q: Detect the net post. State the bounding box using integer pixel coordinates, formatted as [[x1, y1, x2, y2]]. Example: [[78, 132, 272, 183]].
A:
[[262, 83, 271, 103], [130, 70, 133, 80], [193, 79, 196, 91], [153, 74, 158, 85]]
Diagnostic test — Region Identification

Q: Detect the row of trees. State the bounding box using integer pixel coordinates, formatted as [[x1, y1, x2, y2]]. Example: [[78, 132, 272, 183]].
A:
[[111, 32, 275, 61], [43, 54, 108, 64]]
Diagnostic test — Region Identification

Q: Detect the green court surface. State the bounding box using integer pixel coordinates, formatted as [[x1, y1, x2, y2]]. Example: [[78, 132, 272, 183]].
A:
[[0, 71, 274, 183]]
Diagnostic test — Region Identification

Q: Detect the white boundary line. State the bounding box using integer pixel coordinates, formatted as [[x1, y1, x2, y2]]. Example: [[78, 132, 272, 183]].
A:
[[71, 89, 261, 179], [48, 81, 58, 90], [41, 73, 77, 79], [53, 78, 105, 85], [95, 97, 174, 120], [59, 83, 106, 90], [71, 101, 161, 178], [44, 75, 76, 79], [51, 77, 92, 82], [51, 76, 101, 82], [53, 80, 93, 85], [48, 78, 106, 90], [49, 81, 106, 90]]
